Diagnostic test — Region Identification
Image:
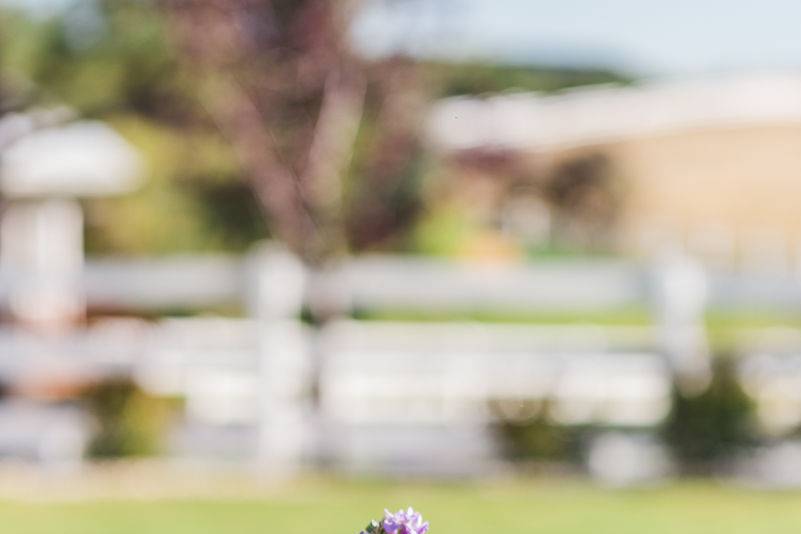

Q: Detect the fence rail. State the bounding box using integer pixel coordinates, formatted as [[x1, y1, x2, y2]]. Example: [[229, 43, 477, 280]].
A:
[[67, 254, 801, 314], [2, 247, 801, 474]]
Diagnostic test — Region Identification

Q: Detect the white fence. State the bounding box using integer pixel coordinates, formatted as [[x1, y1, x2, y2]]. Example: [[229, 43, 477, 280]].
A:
[[1, 246, 801, 474], [72, 252, 801, 314]]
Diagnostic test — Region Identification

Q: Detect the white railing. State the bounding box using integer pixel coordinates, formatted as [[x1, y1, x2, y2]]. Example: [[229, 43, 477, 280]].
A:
[[1, 245, 801, 473]]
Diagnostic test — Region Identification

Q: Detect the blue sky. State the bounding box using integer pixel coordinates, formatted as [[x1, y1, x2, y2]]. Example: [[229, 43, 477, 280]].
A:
[[8, 0, 801, 78], [352, 0, 801, 77], [1, 0, 74, 17]]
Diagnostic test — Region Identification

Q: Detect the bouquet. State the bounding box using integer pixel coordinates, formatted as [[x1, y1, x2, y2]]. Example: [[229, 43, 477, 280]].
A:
[[359, 507, 429, 534]]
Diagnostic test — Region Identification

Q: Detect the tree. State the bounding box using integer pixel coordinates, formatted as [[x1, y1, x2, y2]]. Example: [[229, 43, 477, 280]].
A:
[[163, 0, 369, 262]]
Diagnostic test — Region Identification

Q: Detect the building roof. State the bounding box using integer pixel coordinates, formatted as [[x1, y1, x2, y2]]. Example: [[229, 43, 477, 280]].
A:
[[427, 73, 801, 152]]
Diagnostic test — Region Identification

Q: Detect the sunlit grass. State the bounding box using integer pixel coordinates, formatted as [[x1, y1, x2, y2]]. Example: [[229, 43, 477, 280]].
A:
[[356, 307, 801, 353], [2, 479, 801, 534]]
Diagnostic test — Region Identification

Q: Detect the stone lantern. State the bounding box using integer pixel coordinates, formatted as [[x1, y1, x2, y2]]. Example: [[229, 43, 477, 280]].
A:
[[0, 119, 142, 330]]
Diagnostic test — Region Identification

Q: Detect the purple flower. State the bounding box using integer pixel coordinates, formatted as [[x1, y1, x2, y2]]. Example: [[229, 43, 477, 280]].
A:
[[381, 507, 430, 534]]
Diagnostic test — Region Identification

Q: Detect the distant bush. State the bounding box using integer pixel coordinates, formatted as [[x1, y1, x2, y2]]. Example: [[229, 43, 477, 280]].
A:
[[81, 379, 178, 459], [491, 399, 582, 462], [662, 357, 758, 471]]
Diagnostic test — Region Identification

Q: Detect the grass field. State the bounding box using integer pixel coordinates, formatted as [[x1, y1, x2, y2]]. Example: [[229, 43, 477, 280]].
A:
[[357, 307, 801, 352], [3, 478, 801, 534]]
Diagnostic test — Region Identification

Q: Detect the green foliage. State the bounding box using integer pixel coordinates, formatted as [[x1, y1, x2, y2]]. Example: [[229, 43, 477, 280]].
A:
[[81, 378, 178, 458], [409, 206, 477, 256], [662, 358, 758, 469], [1, 1, 268, 255], [344, 131, 428, 253], [1, 2, 632, 257], [82, 115, 266, 254], [0, 10, 54, 92], [362, 520, 382, 534], [425, 61, 631, 97], [6, 1, 179, 115], [491, 400, 581, 462]]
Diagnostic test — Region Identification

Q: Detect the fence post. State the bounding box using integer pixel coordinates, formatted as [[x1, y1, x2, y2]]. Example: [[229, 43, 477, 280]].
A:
[[0, 199, 85, 330], [246, 242, 311, 476], [651, 251, 711, 393]]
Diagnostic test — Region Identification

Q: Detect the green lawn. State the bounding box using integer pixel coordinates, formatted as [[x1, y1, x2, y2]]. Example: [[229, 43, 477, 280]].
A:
[[3, 479, 801, 534], [355, 307, 801, 353]]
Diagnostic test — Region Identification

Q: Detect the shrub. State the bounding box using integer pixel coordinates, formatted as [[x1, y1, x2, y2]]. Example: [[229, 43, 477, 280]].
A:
[[81, 378, 177, 458], [661, 356, 757, 471], [491, 399, 582, 462]]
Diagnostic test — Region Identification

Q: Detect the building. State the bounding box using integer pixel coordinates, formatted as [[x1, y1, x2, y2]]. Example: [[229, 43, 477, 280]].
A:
[[427, 72, 801, 269]]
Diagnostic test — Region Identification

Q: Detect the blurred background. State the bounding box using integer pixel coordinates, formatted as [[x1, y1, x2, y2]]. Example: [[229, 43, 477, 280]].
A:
[[3, 0, 801, 532]]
